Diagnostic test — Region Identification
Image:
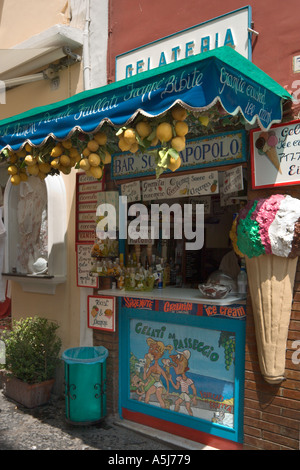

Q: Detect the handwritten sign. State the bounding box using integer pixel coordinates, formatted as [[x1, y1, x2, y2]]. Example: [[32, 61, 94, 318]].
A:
[[222, 166, 243, 194], [76, 243, 98, 288], [142, 178, 167, 201], [251, 120, 300, 189], [189, 171, 219, 196], [87, 295, 115, 331], [76, 172, 104, 243], [121, 181, 141, 202]]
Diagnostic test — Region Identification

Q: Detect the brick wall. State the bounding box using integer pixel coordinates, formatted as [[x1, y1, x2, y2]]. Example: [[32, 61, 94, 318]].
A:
[[243, 174, 300, 450]]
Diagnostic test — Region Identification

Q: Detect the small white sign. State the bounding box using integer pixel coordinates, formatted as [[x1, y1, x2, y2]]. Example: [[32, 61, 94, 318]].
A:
[[121, 181, 141, 202], [222, 166, 244, 194], [189, 171, 219, 196], [87, 295, 115, 332], [142, 178, 167, 201], [116, 7, 251, 80]]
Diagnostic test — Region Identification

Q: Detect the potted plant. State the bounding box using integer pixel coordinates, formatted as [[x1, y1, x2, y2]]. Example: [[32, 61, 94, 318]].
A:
[[0, 316, 62, 408]]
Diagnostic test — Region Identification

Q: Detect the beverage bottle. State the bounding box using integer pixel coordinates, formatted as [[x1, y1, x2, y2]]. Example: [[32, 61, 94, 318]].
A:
[[237, 260, 247, 294]]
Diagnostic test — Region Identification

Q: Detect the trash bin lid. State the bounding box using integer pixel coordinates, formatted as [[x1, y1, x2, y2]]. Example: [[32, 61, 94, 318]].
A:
[[62, 346, 108, 364]]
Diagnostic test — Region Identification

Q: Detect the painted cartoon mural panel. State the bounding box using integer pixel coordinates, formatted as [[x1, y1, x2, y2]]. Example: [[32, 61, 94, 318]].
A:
[[129, 319, 235, 428]]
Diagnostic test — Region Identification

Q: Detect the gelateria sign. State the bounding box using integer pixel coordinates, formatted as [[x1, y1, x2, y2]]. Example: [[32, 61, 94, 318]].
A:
[[250, 119, 300, 189], [112, 130, 246, 180], [115, 6, 252, 80]]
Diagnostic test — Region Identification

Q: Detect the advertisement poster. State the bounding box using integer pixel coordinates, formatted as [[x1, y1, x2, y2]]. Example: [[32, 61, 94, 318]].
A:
[[251, 120, 300, 188], [129, 318, 235, 428]]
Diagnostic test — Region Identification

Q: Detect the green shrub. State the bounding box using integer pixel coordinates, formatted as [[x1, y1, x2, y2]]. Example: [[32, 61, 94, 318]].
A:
[[1, 316, 62, 384]]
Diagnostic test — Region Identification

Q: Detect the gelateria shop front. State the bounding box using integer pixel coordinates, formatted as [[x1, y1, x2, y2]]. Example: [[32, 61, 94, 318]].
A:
[[0, 47, 293, 449]]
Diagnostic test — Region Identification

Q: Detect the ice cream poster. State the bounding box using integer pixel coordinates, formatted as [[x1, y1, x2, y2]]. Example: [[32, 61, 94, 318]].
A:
[[87, 295, 115, 331], [250, 120, 300, 189], [129, 319, 235, 428]]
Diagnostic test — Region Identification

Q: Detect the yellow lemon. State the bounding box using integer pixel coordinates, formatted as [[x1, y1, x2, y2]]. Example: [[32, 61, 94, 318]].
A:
[[51, 158, 60, 169], [69, 147, 80, 158], [103, 150, 111, 164], [10, 174, 21, 185], [199, 115, 210, 126], [16, 149, 27, 158], [51, 145, 63, 158], [94, 132, 107, 146], [38, 162, 51, 174], [27, 164, 39, 176], [156, 122, 173, 142], [69, 157, 77, 167], [171, 105, 188, 121], [7, 165, 18, 175], [129, 143, 139, 153], [87, 139, 99, 152], [8, 153, 17, 164], [90, 166, 103, 179], [60, 165, 72, 175], [167, 156, 182, 172], [175, 121, 189, 137], [62, 139, 72, 149], [25, 155, 37, 166], [82, 147, 91, 157], [123, 128, 137, 145], [19, 172, 28, 182], [171, 136, 186, 152], [60, 154, 71, 167], [136, 121, 152, 138], [118, 137, 131, 152], [25, 143, 33, 153], [88, 153, 101, 167], [79, 158, 90, 171]]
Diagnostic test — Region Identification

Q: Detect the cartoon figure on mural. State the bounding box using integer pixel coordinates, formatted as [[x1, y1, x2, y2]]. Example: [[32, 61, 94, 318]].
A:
[[168, 349, 197, 416], [143, 338, 173, 408]]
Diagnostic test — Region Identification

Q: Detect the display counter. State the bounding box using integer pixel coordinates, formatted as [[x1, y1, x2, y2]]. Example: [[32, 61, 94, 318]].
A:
[[96, 286, 246, 306]]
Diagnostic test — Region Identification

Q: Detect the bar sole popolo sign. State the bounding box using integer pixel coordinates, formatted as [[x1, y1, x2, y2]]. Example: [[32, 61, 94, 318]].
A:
[[112, 130, 246, 179], [250, 119, 300, 189]]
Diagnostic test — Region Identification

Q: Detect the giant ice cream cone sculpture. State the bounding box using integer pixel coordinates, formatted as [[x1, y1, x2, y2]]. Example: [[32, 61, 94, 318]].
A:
[[230, 195, 300, 384]]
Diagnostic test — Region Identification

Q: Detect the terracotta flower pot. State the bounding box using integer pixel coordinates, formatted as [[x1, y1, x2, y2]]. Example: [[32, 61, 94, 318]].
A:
[[3, 374, 54, 408]]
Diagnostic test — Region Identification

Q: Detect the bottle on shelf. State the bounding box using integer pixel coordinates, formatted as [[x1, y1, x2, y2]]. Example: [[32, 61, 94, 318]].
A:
[[237, 259, 247, 294]]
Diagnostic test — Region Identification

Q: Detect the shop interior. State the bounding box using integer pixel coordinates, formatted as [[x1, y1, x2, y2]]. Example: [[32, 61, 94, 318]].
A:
[[122, 167, 247, 293]]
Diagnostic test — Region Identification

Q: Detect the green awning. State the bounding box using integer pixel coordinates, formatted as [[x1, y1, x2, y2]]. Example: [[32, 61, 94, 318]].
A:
[[0, 46, 292, 151]]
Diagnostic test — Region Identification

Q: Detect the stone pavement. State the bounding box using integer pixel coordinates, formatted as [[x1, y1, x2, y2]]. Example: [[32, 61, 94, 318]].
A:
[[0, 389, 184, 451]]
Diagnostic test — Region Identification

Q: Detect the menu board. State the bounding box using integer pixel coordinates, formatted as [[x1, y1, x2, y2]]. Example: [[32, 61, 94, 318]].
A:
[[76, 172, 105, 243], [142, 171, 219, 201], [76, 243, 98, 288], [251, 120, 300, 189]]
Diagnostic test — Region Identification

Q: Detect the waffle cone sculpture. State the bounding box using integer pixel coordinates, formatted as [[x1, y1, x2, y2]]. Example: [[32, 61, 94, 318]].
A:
[[245, 254, 297, 383], [230, 195, 300, 383]]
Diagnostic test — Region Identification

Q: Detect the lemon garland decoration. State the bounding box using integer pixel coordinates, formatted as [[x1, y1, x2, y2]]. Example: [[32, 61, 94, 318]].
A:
[[0, 129, 113, 185], [0, 103, 244, 185], [115, 104, 189, 178]]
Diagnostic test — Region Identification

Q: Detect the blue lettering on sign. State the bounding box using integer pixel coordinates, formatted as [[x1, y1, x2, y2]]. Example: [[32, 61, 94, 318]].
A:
[[185, 41, 195, 57], [112, 131, 246, 179], [122, 28, 236, 76], [159, 51, 167, 67]]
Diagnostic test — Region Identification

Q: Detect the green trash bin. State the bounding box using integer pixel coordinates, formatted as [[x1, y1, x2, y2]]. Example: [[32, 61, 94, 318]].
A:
[[62, 346, 108, 425]]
